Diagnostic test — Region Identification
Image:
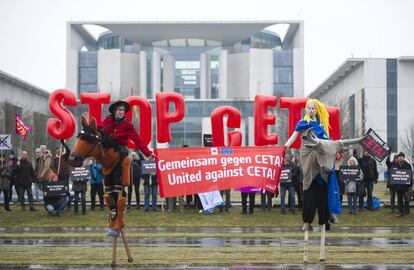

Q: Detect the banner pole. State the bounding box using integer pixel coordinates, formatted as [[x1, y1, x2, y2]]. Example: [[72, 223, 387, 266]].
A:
[[57, 144, 63, 177]]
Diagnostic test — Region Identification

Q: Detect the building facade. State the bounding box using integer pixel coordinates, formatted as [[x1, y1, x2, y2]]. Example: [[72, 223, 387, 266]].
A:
[[0, 70, 53, 157], [66, 21, 304, 147], [309, 57, 414, 155]]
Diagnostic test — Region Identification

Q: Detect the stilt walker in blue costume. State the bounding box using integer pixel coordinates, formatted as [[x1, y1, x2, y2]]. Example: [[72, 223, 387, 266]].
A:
[[284, 99, 363, 263]]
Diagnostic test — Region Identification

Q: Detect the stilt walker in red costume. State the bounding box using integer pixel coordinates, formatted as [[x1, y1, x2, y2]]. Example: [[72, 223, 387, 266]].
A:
[[69, 100, 155, 266], [99, 100, 155, 237]]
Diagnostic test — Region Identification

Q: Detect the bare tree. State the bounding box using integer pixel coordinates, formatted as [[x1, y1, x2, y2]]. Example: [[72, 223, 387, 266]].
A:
[[400, 124, 414, 166]]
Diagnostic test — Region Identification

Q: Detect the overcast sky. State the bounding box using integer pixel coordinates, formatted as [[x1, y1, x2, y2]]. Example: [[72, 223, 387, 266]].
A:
[[0, 0, 413, 95]]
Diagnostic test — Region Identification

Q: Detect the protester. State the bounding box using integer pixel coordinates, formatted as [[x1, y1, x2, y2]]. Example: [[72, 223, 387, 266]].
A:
[[194, 194, 203, 213], [168, 196, 184, 213], [7, 150, 18, 203], [90, 158, 104, 211], [335, 153, 345, 204], [386, 154, 398, 213], [219, 189, 231, 212], [240, 187, 257, 214], [344, 157, 363, 215], [291, 155, 304, 211], [15, 150, 36, 211], [261, 190, 273, 212], [127, 152, 141, 210], [52, 141, 72, 208], [280, 157, 296, 215], [358, 151, 378, 210], [33, 148, 42, 201], [0, 154, 12, 211], [37, 145, 53, 191], [391, 152, 413, 217], [44, 182, 68, 216], [71, 164, 90, 215], [143, 173, 158, 212]]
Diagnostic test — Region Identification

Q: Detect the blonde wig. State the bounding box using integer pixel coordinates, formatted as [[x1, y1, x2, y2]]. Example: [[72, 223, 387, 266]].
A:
[[303, 99, 330, 136]]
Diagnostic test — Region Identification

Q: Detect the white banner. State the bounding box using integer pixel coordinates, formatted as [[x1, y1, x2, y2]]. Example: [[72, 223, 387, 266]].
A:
[[0, 134, 12, 150], [198, 191, 224, 213]]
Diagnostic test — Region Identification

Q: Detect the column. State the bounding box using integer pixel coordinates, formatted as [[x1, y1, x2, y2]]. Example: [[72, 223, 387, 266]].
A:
[[162, 55, 175, 92], [200, 53, 211, 99], [152, 50, 161, 99], [219, 49, 228, 99], [139, 51, 147, 97]]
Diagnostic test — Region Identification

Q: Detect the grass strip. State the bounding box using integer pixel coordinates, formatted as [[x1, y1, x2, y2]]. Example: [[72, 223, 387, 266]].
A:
[[0, 246, 413, 265]]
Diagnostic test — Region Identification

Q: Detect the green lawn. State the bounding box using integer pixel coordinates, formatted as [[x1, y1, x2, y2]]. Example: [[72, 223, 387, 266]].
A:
[[0, 181, 412, 266]]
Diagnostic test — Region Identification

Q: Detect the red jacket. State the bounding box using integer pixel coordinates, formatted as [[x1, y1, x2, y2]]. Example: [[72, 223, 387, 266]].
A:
[[99, 116, 152, 157]]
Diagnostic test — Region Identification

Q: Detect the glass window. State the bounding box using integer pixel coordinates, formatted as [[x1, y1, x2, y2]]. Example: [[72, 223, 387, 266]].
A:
[[274, 67, 293, 84], [386, 58, 398, 150], [79, 68, 97, 84], [274, 50, 293, 67], [79, 52, 97, 68], [274, 84, 293, 97]]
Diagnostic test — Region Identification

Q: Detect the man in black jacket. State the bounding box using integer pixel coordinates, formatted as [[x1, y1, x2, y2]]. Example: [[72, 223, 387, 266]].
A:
[[358, 151, 378, 210], [15, 151, 37, 211], [391, 152, 413, 217]]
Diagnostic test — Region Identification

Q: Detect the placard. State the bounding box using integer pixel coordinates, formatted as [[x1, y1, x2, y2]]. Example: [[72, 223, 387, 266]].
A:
[[141, 160, 156, 175], [359, 128, 391, 162], [0, 134, 12, 150], [389, 168, 412, 186], [339, 165, 361, 181], [44, 181, 67, 197], [279, 168, 292, 184], [203, 134, 213, 147], [70, 167, 91, 181]]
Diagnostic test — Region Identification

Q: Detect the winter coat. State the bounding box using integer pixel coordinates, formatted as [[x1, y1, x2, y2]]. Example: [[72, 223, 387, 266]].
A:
[[130, 159, 141, 185], [280, 161, 296, 187], [38, 151, 53, 182], [390, 161, 413, 191], [359, 156, 378, 182], [99, 116, 152, 156], [0, 166, 11, 190], [34, 157, 41, 183], [52, 143, 71, 180], [15, 159, 35, 188]]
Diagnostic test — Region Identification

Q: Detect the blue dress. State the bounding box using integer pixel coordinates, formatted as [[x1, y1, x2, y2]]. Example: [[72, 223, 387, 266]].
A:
[[295, 118, 342, 215]]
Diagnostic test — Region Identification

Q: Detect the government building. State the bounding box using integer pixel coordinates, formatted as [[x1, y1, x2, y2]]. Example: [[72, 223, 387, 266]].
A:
[[66, 21, 304, 147]]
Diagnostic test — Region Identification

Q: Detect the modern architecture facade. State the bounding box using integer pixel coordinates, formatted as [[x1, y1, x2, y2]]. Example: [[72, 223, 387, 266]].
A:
[[309, 57, 414, 155], [66, 21, 304, 147]]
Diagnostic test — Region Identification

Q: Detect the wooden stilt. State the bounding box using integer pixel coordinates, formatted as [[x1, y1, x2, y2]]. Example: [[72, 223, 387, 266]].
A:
[[111, 236, 117, 266], [121, 229, 133, 262], [320, 224, 326, 262], [303, 223, 309, 264]]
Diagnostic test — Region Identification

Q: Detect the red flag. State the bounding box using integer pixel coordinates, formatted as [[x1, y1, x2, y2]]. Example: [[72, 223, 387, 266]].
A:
[[16, 115, 31, 141]]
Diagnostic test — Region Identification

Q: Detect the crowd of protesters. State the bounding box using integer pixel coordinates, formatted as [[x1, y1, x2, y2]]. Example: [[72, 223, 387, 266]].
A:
[[0, 145, 412, 218]]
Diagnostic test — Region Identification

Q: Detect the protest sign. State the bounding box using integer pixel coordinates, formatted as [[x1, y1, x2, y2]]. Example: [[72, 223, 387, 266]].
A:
[[389, 169, 412, 186], [155, 146, 286, 197], [141, 160, 156, 175], [198, 191, 224, 213], [0, 134, 12, 150], [279, 167, 292, 184], [70, 167, 91, 182], [203, 134, 213, 147], [44, 181, 67, 197], [339, 166, 361, 181], [359, 128, 391, 162]]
